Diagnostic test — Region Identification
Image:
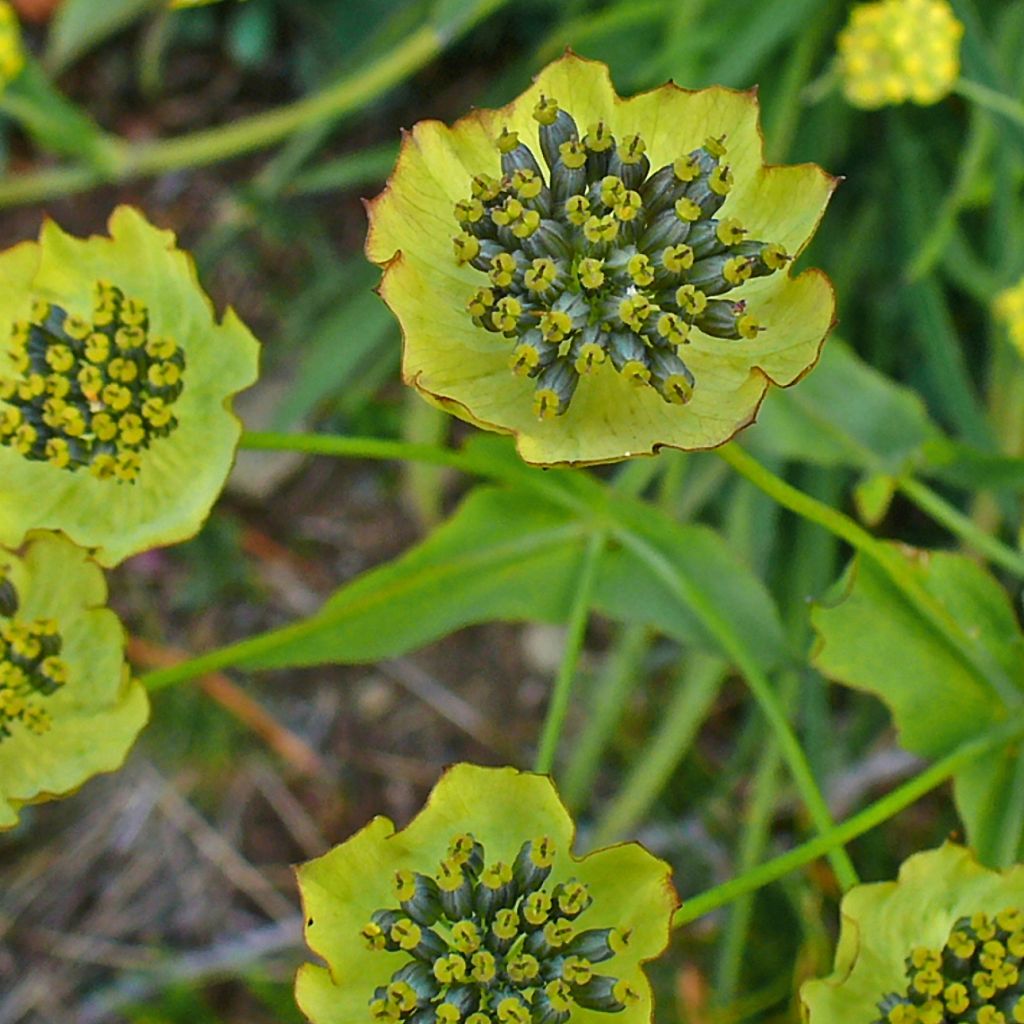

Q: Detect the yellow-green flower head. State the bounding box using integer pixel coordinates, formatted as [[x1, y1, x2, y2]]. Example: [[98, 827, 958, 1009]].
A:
[[0, 532, 147, 830], [0, 206, 259, 566], [802, 843, 1024, 1024], [0, 1, 25, 93], [995, 278, 1024, 358], [366, 53, 837, 465], [296, 763, 678, 1024], [837, 0, 964, 109]]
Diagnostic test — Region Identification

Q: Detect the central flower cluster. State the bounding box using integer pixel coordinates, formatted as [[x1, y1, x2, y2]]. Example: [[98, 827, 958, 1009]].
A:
[[0, 283, 186, 484], [362, 833, 636, 1023], [0, 568, 66, 740], [450, 96, 788, 418], [874, 907, 1024, 1024]]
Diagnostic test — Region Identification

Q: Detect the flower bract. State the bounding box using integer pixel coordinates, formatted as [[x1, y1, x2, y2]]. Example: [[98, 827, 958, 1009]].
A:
[[0, 0, 25, 92], [0, 531, 148, 830], [295, 762, 678, 1024], [836, 0, 964, 108], [0, 206, 260, 566], [801, 843, 1024, 1024], [366, 53, 836, 465], [995, 279, 1024, 359]]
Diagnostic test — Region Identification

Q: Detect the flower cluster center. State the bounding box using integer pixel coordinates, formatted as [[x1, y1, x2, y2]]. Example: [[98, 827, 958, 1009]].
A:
[[874, 907, 1024, 1024], [361, 833, 637, 1023], [450, 95, 788, 419], [0, 567, 67, 741], [0, 283, 186, 484]]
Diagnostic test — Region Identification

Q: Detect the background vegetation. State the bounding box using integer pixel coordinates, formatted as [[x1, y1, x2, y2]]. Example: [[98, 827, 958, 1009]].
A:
[[1, 0, 1023, 1022]]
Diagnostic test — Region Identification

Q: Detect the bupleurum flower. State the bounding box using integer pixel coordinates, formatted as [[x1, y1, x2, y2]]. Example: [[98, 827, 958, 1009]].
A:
[[366, 53, 836, 465], [836, 0, 964, 108], [0, 531, 147, 830], [295, 763, 678, 1024], [0, 206, 260, 566], [0, 0, 25, 92], [802, 843, 1024, 1024], [995, 279, 1024, 359]]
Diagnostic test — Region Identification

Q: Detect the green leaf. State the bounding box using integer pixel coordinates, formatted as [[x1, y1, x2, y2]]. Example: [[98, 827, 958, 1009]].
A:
[[241, 486, 590, 669], [811, 547, 1024, 864], [46, 0, 162, 75], [753, 338, 942, 472], [240, 481, 787, 673]]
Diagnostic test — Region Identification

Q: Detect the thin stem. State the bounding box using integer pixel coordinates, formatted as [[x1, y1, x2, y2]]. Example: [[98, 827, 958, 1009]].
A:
[[590, 652, 726, 847], [0, 0, 506, 209], [241, 430, 489, 475], [898, 476, 1024, 578], [717, 443, 1020, 707], [561, 624, 649, 812], [534, 531, 607, 775], [955, 78, 1024, 130], [612, 528, 860, 891], [673, 716, 1024, 927]]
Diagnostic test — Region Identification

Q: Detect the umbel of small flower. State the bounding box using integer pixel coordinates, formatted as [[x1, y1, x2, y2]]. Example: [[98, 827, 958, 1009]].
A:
[[836, 0, 964, 109], [367, 53, 837, 465], [801, 843, 1024, 1024], [0, 0, 24, 92], [0, 206, 260, 567], [295, 763, 678, 1024], [995, 279, 1024, 359], [0, 532, 147, 830]]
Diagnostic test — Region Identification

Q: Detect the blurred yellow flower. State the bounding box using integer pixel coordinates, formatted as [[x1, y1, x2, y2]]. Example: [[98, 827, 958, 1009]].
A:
[[995, 278, 1024, 358], [837, 0, 963, 109], [0, 1, 25, 93]]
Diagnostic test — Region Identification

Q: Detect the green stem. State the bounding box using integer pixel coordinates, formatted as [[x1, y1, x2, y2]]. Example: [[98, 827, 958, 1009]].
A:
[[611, 528, 860, 891], [673, 716, 1024, 927], [0, 1, 506, 209], [898, 476, 1024, 578], [534, 531, 607, 775], [561, 624, 649, 812], [955, 78, 1024, 130], [240, 431, 857, 884], [241, 430, 489, 475], [717, 443, 1020, 707], [590, 652, 726, 847]]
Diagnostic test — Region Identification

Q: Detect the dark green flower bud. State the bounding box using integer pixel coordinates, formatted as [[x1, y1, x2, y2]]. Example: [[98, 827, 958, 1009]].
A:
[[512, 837, 556, 896], [395, 870, 443, 927], [553, 880, 593, 920], [536, 106, 580, 173], [522, 219, 574, 261], [437, 859, 475, 920], [696, 299, 760, 341], [637, 209, 692, 253], [564, 927, 632, 964], [531, 987, 572, 1024], [442, 984, 481, 1017], [650, 348, 695, 405], [686, 254, 754, 295], [533, 360, 580, 420], [390, 961, 440, 1006], [498, 128, 543, 180], [571, 974, 641, 1012], [0, 571, 18, 618]]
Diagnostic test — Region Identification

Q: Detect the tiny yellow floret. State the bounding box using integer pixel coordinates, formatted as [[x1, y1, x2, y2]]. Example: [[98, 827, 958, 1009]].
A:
[[995, 278, 1024, 358]]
